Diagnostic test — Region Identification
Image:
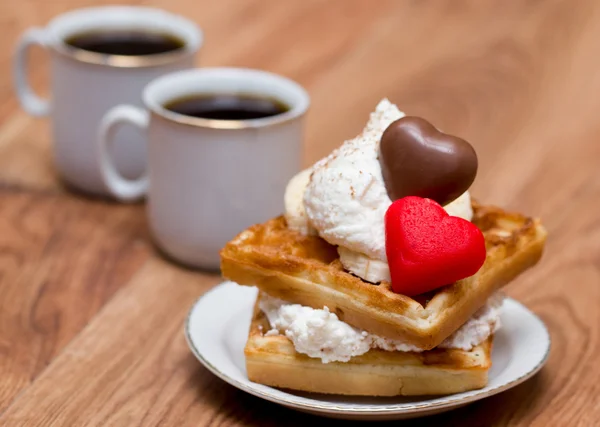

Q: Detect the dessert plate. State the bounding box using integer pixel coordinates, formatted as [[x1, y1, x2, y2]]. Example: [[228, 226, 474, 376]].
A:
[[185, 282, 551, 421]]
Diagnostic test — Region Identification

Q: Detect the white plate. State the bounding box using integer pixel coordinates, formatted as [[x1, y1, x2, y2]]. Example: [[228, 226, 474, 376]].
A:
[[185, 282, 551, 421]]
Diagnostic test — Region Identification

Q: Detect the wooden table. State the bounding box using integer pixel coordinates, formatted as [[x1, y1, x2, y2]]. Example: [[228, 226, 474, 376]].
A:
[[0, 1, 598, 425]]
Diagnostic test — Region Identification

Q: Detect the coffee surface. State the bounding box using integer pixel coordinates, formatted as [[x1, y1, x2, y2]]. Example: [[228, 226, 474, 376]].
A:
[[65, 30, 185, 56], [164, 94, 289, 120]]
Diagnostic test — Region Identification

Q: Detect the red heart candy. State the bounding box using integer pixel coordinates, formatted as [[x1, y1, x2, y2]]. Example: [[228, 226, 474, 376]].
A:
[[385, 196, 486, 296]]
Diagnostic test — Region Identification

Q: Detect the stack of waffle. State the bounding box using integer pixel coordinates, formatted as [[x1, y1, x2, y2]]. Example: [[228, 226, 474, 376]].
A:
[[220, 201, 546, 396]]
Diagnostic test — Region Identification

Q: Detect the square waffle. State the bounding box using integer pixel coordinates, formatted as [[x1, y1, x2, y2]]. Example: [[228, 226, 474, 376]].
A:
[[222, 201, 546, 350], [245, 293, 493, 396]]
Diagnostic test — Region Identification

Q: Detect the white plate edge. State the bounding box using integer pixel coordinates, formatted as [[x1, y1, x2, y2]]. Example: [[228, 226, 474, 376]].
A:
[[184, 284, 552, 415]]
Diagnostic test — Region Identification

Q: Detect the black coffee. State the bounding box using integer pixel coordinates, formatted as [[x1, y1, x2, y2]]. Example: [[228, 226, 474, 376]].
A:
[[65, 30, 185, 56], [164, 94, 290, 120]]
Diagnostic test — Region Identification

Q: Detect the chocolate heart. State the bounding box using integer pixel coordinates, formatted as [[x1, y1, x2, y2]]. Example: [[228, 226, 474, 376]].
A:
[[379, 116, 478, 206]]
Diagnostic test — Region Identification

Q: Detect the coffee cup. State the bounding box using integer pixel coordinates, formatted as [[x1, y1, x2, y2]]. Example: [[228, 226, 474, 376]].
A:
[[13, 6, 203, 196], [97, 67, 310, 269]]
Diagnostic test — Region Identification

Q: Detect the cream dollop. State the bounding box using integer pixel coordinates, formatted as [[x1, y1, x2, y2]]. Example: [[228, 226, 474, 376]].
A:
[[303, 99, 402, 261], [260, 293, 502, 363], [288, 99, 472, 282], [259, 294, 371, 363]]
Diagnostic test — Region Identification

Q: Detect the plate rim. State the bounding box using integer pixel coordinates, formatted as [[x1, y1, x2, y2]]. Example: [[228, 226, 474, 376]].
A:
[[185, 283, 551, 415]]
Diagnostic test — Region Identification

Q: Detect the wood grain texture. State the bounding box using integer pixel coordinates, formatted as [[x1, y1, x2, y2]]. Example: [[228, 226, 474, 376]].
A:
[[0, 186, 150, 412], [0, 0, 598, 425]]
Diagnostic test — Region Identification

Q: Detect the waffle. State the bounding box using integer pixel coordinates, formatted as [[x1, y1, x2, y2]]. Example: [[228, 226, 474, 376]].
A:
[[245, 294, 493, 396], [222, 201, 546, 349]]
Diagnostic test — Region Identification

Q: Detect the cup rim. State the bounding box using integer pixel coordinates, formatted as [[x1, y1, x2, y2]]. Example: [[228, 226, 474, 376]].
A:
[[143, 67, 310, 130], [45, 6, 203, 68]]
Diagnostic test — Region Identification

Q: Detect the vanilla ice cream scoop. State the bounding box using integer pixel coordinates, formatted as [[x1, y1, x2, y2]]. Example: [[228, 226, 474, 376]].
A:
[[302, 99, 474, 276], [303, 99, 403, 261]]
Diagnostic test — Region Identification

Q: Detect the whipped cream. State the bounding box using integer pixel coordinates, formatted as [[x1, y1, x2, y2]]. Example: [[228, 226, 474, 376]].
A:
[[260, 293, 502, 363], [286, 99, 473, 282], [303, 99, 403, 261], [259, 295, 371, 363]]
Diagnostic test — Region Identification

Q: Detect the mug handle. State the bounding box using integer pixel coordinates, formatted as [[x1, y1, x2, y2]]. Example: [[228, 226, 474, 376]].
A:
[[13, 28, 51, 117], [97, 105, 150, 202]]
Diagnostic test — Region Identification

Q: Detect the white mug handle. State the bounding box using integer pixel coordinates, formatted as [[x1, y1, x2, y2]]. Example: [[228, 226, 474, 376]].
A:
[[97, 105, 150, 202], [13, 27, 51, 117]]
